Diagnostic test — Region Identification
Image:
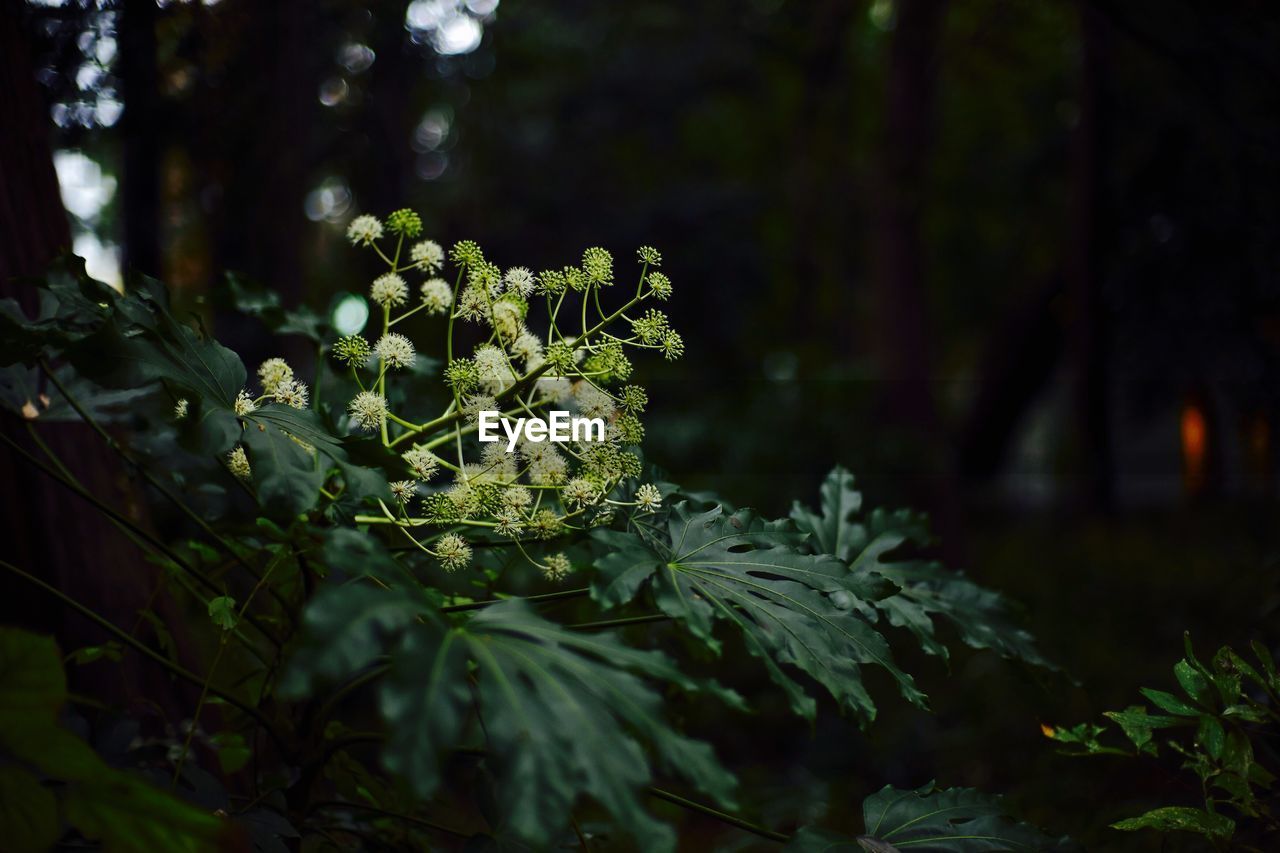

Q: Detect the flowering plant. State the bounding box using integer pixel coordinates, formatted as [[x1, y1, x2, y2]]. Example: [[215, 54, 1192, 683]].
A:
[[0, 210, 1066, 850]]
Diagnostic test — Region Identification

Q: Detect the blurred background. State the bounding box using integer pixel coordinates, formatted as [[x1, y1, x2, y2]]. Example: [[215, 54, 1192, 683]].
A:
[[3, 0, 1280, 847]]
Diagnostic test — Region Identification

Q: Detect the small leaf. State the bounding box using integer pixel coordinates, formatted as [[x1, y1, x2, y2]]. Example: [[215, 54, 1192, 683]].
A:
[[207, 596, 238, 631], [1174, 659, 1212, 707], [1111, 806, 1234, 842], [1102, 706, 1184, 754], [1139, 688, 1198, 717], [1196, 715, 1225, 760]]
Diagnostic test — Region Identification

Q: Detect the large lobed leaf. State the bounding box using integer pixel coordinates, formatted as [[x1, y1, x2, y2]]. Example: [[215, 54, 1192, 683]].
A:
[[791, 467, 1048, 667], [788, 782, 1072, 852], [284, 560, 737, 851], [592, 502, 925, 723]]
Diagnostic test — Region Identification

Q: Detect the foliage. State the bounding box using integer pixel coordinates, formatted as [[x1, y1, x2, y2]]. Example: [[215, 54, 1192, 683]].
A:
[[787, 781, 1073, 852], [1049, 634, 1280, 849], [0, 627, 240, 852], [0, 222, 1063, 850]]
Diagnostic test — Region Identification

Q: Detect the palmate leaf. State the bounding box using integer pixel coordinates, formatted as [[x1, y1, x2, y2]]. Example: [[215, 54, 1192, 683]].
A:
[[284, 574, 736, 851], [592, 503, 925, 723], [787, 782, 1072, 852], [791, 467, 1047, 666]]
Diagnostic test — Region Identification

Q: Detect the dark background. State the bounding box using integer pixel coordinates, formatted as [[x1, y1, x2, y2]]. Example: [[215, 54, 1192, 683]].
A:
[[3, 0, 1280, 848]]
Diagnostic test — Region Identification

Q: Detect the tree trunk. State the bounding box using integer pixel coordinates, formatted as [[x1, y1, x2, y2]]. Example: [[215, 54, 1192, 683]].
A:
[[1067, 2, 1114, 511], [120, 0, 162, 278], [869, 0, 967, 560], [0, 1, 170, 713]]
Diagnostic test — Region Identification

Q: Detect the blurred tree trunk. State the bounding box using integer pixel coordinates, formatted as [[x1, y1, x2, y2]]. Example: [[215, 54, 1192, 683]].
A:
[[0, 0, 184, 716], [1068, 2, 1114, 510], [0, 0, 70, 287], [0, 0, 140, 645], [198, 0, 319, 368], [120, 0, 161, 277], [869, 0, 967, 560]]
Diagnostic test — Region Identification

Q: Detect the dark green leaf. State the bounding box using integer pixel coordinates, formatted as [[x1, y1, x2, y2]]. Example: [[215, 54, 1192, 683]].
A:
[[789, 782, 1070, 852], [592, 504, 922, 723], [1102, 706, 1184, 754], [789, 468, 1048, 668], [0, 765, 59, 853], [1139, 688, 1198, 717], [1174, 659, 1212, 708], [1196, 715, 1225, 760], [1111, 806, 1234, 842], [207, 596, 238, 631]]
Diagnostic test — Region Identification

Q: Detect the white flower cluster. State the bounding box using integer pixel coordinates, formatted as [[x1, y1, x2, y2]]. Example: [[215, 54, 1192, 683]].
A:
[[340, 211, 682, 577]]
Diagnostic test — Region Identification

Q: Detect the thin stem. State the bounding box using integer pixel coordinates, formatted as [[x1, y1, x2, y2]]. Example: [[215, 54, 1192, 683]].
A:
[[40, 360, 275, 593], [441, 586, 591, 613], [647, 786, 790, 843], [308, 800, 469, 839], [0, 558, 284, 748], [569, 613, 671, 631], [171, 636, 228, 787]]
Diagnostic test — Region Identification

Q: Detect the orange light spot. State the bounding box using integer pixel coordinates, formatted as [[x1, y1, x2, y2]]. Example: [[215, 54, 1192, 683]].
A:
[[1182, 402, 1208, 495], [1040, 723, 1056, 739]]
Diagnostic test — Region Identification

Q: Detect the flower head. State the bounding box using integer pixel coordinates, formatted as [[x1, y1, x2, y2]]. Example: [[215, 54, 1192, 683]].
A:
[[346, 214, 383, 246], [493, 509, 525, 537], [371, 273, 410, 307], [462, 393, 498, 424], [333, 335, 371, 367], [561, 477, 598, 509], [469, 261, 503, 297], [410, 240, 445, 273], [661, 329, 684, 361], [386, 208, 423, 238], [434, 533, 472, 572], [227, 446, 251, 480], [574, 383, 616, 420], [174, 398, 189, 420], [511, 327, 544, 365], [234, 390, 257, 417], [473, 344, 515, 392], [529, 509, 565, 539], [347, 390, 387, 431], [257, 358, 294, 394], [637, 246, 662, 266], [272, 378, 310, 409], [444, 359, 479, 394], [449, 240, 484, 268], [631, 309, 670, 345], [421, 278, 453, 314], [403, 446, 440, 481], [537, 269, 567, 296], [373, 332, 416, 370], [620, 385, 648, 414], [389, 480, 417, 505], [582, 247, 613, 286], [500, 484, 533, 511], [647, 271, 672, 300], [504, 266, 536, 296], [542, 553, 572, 582], [527, 447, 568, 485], [635, 483, 662, 513]]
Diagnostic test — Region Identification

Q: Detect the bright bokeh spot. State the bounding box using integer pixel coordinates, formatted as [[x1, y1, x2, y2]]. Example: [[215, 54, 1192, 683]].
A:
[[332, 293, 370, 336]]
